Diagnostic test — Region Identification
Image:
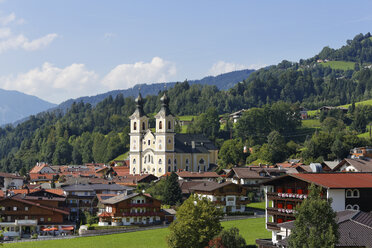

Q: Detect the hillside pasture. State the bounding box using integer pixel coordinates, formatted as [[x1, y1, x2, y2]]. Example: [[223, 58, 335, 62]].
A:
[[319, 60, 355, 70]]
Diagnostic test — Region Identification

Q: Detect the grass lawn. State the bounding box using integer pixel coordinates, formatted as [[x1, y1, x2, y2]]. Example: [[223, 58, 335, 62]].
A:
[[320, 60, 355, 70], [178, 115, 196, 121], [301, 119, 321, 128], [4, 218, 270, 248], [180, 125, 188, 133], [246, 201, 267, 210], [111, 151, 129, 161]]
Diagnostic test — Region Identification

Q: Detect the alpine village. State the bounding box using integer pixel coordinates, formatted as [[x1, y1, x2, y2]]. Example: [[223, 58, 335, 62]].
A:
[[3, 3, 372, 248]]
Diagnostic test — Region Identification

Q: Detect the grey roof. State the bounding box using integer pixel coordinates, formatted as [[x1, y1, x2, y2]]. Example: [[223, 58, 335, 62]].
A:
[[62, 183, 132, 192], [174, 134, 218, 154], [101, 193, 140, 204], [335, 158, 372, 172], [279, 210, 372, 247], [189, 181, 233, 192], [322, 161, 340, 170]]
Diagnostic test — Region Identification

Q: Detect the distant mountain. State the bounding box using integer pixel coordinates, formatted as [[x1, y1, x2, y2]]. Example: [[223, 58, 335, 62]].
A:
[[56, 69, 254, 111], [0, 89, 56, 126]]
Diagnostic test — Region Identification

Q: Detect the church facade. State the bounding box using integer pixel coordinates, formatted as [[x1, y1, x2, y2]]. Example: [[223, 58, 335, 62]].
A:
[[129, 93, 218, 177]]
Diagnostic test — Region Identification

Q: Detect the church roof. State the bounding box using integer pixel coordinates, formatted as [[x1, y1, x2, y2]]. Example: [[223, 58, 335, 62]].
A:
[[156, 92, 172, 117], [130, 93, 146, 118], [174, 134, 218, 153]]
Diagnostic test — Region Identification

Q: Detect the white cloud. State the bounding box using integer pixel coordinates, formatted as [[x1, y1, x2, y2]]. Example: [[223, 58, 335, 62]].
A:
[[22, 33, 58, 51], [0, 12, 15, 26], [208, 61, 247, 76], [102, 57, 177, 90], [208, 61, 267, 76], [0, 63, 100, 103], [0, 12, 57, 53], [0, 57, 178, 103]]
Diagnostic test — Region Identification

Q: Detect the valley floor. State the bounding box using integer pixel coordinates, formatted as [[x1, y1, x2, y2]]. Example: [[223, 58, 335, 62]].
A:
[[3, 217, 270, 248]]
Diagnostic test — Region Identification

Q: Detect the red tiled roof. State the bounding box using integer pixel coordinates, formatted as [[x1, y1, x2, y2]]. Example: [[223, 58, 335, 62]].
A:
[[176, 171, 219, 178], [29, 173, 56, 180], [293, 173, 372, 188], [113, 166, 130, 177], [29, 163, 49, 173], [11, 188, 65, 196]]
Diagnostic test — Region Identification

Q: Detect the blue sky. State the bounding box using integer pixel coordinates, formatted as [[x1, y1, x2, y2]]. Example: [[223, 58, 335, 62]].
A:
[[0, 0, 371, 103]]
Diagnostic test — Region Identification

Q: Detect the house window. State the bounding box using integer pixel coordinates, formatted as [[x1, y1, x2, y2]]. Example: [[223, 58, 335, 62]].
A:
[[40, 217, 44, 222], [346, 204, 353, 210], [159, 121, 162, 130], [353, 204, 360, 210], [126, 218, 130, 222], [48, 217, 51, 222], [168, 121, 171, 129], [353, 189, 360, 198], [346, 189, 353, 198], [25, 216, 28, 220], [13, 207, 17, 211], [134, 122, 137, 130], [25, 207, 29, 211]]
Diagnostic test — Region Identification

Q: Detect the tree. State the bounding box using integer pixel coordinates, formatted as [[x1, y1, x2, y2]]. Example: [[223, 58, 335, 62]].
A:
[[218, 139, 245, 168], [163, 172, 182, 206], [167, 195, 223, 248], [207, 227, 246, 248], [52, 137, 72, 165], [288, 184, 339, 248]]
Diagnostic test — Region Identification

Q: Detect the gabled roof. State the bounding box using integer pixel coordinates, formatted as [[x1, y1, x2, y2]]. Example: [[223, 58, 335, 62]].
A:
[[0, 195, 69, 215], [264, 173, 372, 189], [229, 167, 266, 179], [176, 171, 219, 178], [29, 163, 52, 174], [9, 188, 65, 196], [333, 158, 372, 172], [0, 172, 23, 179], [189, 181, 235, 192], [174, 134, 218, 153]]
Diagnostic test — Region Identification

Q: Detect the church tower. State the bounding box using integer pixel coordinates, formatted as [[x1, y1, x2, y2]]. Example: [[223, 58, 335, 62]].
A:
[[129, 93, 148, 174], [154, 92, 175, 174]]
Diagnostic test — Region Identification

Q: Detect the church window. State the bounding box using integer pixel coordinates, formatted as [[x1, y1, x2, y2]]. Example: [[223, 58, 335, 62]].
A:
[[133, 168, 136, 173], [168, 159, 171, 165], [174, 159, 177, 164], [144, 157, 147, 163], [151, 156, 153, 163], [133, 122, 137, 130], [133, 159, 136, 164], [168, 138, 171, 144], [168, 121, 171, 129], [186, 159, 189, 164], [199, 158, 205, 164], [168, 166, 171, 172], [159, 121, 163, 130], [159, 145, 162, 149], [152, 168, 155, 172], [204, 166, 206, 172], [158, 159, 162, 164], [197, 166, 200, 171], [148, 154, 150, 161], [174, 165, 177, 171], [142, 122, 145, 130], [159, 168, 162, 173], [148, 140, 150, 145], [185, 165, 189, 171]]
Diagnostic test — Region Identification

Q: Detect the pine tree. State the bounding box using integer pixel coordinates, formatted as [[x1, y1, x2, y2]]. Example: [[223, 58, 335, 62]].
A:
[[288, 184, 339, 248], [163, 172, 182, 206]]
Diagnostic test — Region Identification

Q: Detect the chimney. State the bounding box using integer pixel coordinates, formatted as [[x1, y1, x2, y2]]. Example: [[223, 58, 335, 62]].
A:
[[191, 141, 195, 149]]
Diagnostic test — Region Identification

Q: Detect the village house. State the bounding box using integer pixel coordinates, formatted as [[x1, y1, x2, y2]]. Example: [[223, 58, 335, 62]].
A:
[[98, 193, 164, 226], [0, 172, 24, 191], [256, 173, 372, 247], [175, 171, 220, 181], [190, 181, 249, 213], [0, 189, 73, 238], [264, 210, 372, 248], [332, 157, 372, 172], [62, 183, 133, 222]]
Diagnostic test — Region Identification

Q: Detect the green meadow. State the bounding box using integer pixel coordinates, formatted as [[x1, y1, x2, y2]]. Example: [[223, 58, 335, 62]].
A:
[[4, 218, 270, 248], [319, 60, 355, 70]]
